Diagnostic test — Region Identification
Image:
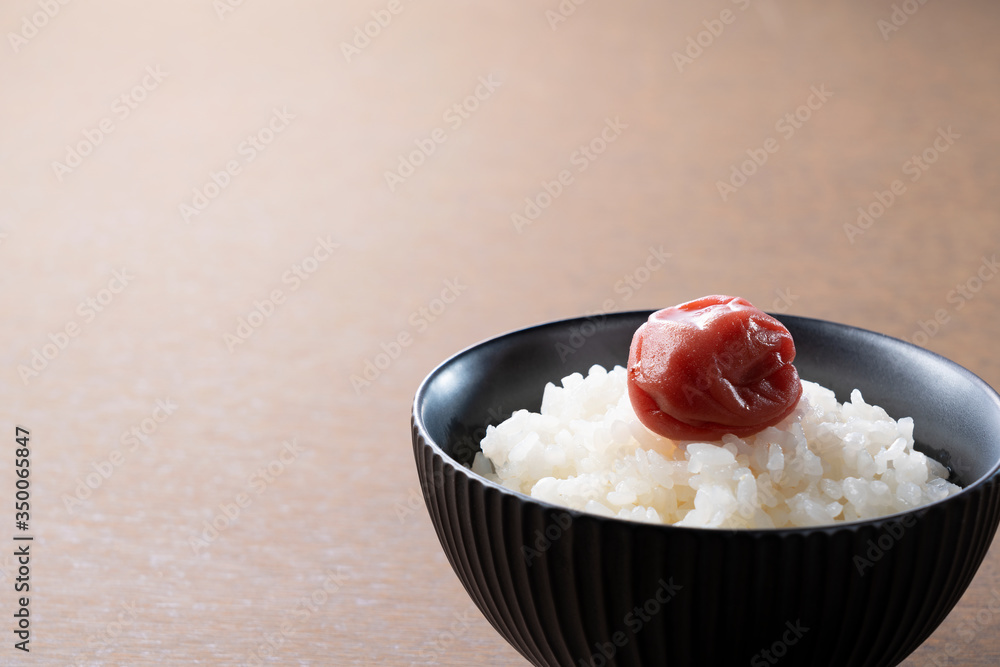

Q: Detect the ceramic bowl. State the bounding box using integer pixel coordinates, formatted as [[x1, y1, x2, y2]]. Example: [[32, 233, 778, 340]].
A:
[[411, 311, 1000, 667]]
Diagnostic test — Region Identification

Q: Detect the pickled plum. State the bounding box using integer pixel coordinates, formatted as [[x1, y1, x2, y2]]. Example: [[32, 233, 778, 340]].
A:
[[627, 295, 802, 441]]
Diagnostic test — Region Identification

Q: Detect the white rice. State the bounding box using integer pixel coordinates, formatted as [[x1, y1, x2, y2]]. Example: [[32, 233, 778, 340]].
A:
[[474, 364, 961, 528]]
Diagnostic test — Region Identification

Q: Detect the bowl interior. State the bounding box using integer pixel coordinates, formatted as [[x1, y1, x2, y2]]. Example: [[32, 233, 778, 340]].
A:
[[418, 311, 1000, 489]]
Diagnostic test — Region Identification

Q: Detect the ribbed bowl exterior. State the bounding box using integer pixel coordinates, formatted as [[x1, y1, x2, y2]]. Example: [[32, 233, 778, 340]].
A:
[[412, 312, 1000, 667], [414, 423, 1000, 666]]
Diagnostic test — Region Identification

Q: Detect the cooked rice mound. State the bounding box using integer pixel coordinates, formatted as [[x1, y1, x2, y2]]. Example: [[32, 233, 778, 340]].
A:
[[475, 365, 961, 528]]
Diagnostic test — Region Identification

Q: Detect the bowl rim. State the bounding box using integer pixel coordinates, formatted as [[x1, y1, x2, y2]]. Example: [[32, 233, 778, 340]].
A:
[[412, 309, 1000, 535]]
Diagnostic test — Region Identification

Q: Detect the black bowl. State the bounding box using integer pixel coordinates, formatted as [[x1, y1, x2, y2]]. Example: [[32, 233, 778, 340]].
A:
[[411, 311, 1000, 667]]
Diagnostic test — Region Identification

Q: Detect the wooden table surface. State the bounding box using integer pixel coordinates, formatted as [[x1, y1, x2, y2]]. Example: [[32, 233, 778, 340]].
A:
[[1, 0, 999, 664]]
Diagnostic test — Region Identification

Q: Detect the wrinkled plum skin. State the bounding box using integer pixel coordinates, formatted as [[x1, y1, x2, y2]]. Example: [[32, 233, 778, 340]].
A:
[[627, 296, 803, 441]]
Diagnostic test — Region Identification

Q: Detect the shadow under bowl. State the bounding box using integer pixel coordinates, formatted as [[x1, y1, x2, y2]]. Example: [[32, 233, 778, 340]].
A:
[[412, 311, 1000, 667]]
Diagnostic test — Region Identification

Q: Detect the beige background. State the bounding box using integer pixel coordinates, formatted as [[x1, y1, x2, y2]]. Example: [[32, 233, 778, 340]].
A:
[[1, 0, 999, 664]]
